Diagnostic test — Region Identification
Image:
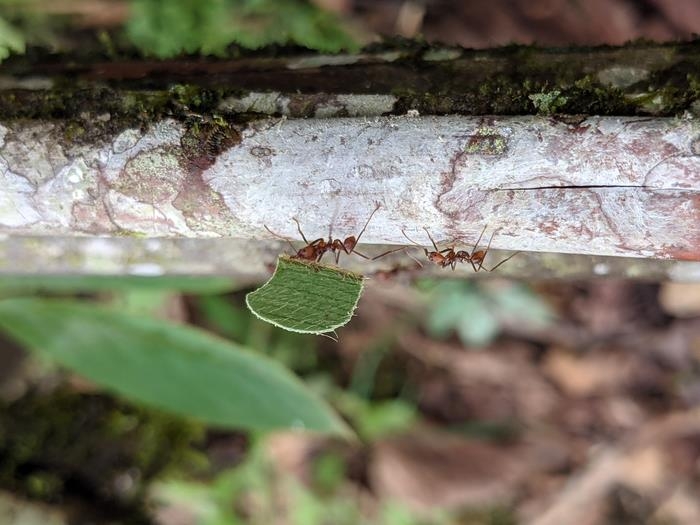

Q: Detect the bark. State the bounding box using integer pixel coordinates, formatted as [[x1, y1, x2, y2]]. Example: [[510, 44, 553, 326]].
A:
[[0, 235, 697, 282], [1, 42, 699, 278], [3, 41, 700, 117]]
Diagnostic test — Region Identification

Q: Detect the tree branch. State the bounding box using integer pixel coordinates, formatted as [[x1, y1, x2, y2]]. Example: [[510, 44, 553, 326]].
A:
[[1, 42, 699, 277], [0, 115, 697, 260]]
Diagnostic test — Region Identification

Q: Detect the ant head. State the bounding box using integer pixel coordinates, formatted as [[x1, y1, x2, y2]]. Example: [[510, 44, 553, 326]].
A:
[[296, 245, 317, 260], [343, 236, 357, 252], [456, 250, 471, 260], [471, 250, 486, 264], [427, 251, 445, 264]]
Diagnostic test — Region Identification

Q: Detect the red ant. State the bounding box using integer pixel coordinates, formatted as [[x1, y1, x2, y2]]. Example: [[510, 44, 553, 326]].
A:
[[401, 225, 519, 272], [265, 203, 403, 264]]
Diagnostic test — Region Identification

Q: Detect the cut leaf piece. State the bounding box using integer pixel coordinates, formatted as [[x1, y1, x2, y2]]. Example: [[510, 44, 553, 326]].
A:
[[246, 256, 364, 335], [0, 298, 350, 436]]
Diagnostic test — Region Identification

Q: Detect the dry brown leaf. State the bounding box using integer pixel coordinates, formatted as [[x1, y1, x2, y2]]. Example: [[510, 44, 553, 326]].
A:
[[543, 349, 635, 397], [370, 429, 528, 511], [653, 485, 700, 525], [618, 446, 667, 494], [401, 336, 558, 423], [659, 283, 700, 318]]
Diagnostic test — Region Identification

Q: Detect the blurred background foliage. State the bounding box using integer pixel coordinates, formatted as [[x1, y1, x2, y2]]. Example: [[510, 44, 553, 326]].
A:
[[423, 280, 553, 347], [0, 0, 360, 60], [127, 0, 359, 55], [0, 272, 544, 524]]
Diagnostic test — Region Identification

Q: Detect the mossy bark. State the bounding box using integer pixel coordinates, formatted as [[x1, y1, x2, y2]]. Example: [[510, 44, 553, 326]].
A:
[[1, 40, 699, 123]]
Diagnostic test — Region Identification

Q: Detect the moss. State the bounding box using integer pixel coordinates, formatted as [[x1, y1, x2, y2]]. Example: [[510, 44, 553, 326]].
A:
[[179, 117, 241, 171], [564, 75, 635, 114], [529, 90, 568, 114], [0, 387, 203, 521], [1, 41, 699, 126], [63, 121, 86, 142], [0, 85, 250, 146]]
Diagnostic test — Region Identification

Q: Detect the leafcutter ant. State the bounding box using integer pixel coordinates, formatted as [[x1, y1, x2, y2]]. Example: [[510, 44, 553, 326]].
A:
[[265, 203, 404, 264], [401, 225, 519, 272]]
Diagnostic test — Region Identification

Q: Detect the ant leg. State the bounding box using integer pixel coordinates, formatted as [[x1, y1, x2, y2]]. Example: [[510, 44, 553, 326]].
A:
[[422, 227, 441, 252], [405, 250, 424, 268], [292, 217, 310, 244], [354, 202, 381, 245], [486, 251, 521, 272]]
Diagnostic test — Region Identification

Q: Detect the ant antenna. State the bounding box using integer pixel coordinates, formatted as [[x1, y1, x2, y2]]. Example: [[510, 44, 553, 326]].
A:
[[292, 217, 310, 244], [478, 229, 498, 271], [471, 225, 488, 256], [355, 202, 381, 245], [264, 224, 297, 253], [399, 230, 425, 266], [486, 251, 521, 272], [422, 227, 441, 252], [370, 246, 407, 261], [401, 229, 421, 247]]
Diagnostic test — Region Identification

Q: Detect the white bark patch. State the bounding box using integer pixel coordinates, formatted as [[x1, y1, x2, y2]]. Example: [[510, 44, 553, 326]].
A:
[[205, 115, 700, 259], [0, 169, 41, 227], [0, 115, 697, 260]]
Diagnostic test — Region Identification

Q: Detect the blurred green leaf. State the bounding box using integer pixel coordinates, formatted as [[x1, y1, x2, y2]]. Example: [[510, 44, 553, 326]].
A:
[[312, 451, 345, 493], [491, 283, 554, 328], [197, 294, 319, 371], [335, 393, 416, 441], [0, 275, 238, 294], [381, 502, 421, 525], [127, 0, 359, 57], [127, 0, 233, 57], [454, 292, 500, 346], [111, 289, 175, 318], [425, 285, 466, 337], [426, 281, 499, 346], [246, 256, 364, 335], [198, 294, 252, 341], [0, 16, 24, 61], [425, 281, 553, 347], [0, 297, 350, 435]]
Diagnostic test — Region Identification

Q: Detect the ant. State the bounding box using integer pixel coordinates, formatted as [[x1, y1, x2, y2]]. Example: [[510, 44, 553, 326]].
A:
[[401, 225, 519, 272], [265, 203, 404, 264]]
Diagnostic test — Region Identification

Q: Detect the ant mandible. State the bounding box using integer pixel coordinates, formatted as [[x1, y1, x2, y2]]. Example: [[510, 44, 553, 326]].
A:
[[265, 203, 403, 264], [401, 225, 519, 272]]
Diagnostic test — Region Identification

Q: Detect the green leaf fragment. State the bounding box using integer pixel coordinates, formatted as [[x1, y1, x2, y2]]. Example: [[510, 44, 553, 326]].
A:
[[0, 297, 350, 435], [246, 256, 364, 335]]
